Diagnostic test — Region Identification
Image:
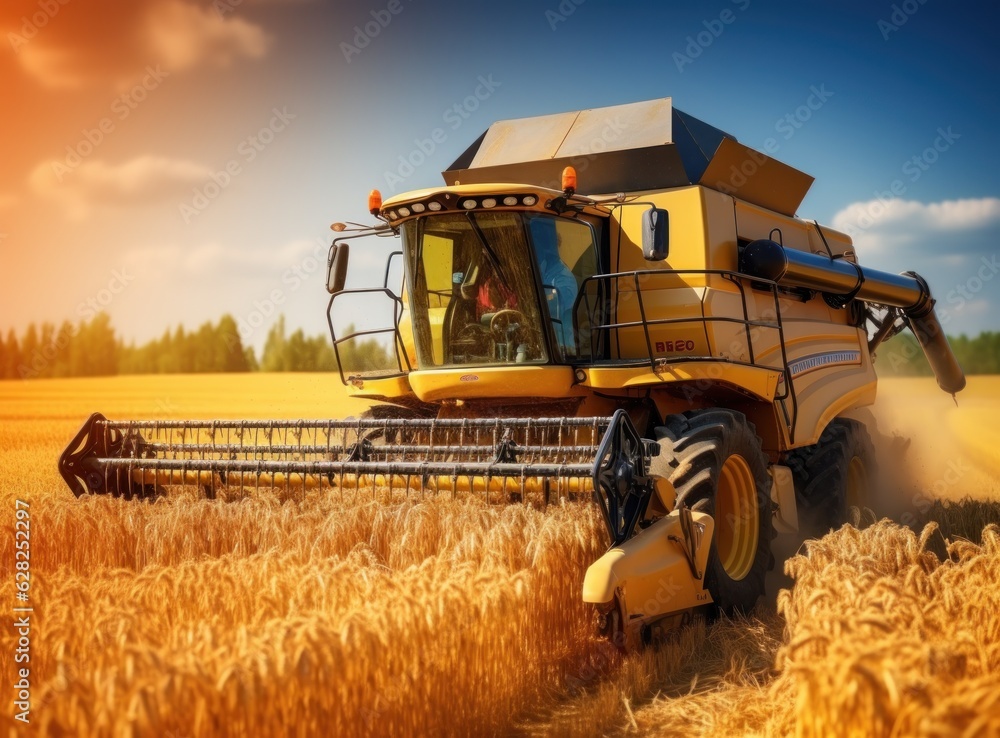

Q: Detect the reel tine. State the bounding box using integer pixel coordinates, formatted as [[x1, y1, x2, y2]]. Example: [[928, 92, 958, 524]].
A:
[[61, 415, 614, 501]]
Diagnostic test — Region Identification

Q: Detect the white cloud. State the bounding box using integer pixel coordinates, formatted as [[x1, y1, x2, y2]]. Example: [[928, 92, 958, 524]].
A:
[[114, 236, 340, 350], [145, 0, 270, 72], [126, 238, 325, 274], [2, 0, 271, 89], [830, 197, 1000, 260], [832, 197, 1000, 236], [922, 199, 1000, 230], [824, 197, 1000, 336], [16, 45, 89, 90], [963, 298, 992, 317], [122, 235, 388, 294], [29, 155, 214, 217]]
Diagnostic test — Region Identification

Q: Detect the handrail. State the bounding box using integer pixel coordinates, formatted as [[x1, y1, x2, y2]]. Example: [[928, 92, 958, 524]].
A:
[[327, 287, 411, 385], [575, 268, 797, 439]]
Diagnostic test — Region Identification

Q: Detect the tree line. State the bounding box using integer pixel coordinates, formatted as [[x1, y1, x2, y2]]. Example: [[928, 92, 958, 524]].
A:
[[876, 331, 1000, 377], [0, 314, 392, 380], [1, 314, 995, 380]]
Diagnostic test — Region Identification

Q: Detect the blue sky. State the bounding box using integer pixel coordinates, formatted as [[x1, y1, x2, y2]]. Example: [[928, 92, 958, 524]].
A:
[[2, 0, 998, 350]]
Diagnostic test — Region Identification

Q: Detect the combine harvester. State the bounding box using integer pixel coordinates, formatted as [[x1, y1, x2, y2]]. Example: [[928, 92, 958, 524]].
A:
[[60, 99, 964, 647]]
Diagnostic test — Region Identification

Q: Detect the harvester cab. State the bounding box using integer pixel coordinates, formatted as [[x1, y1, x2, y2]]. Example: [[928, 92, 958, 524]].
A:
[[326, 181, 605, 383], [61, 98, 966, 650]]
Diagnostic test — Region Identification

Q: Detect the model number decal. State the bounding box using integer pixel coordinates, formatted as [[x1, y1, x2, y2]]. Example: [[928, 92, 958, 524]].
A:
[[655, 340, 695, 353]]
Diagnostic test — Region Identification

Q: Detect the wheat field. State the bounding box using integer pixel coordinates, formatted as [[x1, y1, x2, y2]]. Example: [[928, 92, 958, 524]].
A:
[[1, 374, 998, 737]]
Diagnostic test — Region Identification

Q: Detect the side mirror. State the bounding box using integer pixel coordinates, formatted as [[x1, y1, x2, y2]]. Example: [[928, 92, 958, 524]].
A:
[[327, 243, 350, 294], [642, 208, 669, 261]]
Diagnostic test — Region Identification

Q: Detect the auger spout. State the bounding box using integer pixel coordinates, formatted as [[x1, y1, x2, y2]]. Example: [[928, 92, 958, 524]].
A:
[[740, 239, 966, 394]]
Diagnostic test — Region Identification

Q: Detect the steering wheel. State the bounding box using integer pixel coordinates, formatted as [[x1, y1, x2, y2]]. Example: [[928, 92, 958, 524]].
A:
[[451, 322, 492, 355], [489, 309, 527, 342], [455, 323, 489, 342]]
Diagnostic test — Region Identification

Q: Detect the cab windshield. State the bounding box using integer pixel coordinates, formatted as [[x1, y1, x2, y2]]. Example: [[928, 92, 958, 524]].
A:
[[401, 211, 595, 368]]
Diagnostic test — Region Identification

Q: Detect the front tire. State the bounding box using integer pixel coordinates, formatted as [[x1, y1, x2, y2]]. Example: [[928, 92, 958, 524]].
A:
[[654, 409, 774, 616]]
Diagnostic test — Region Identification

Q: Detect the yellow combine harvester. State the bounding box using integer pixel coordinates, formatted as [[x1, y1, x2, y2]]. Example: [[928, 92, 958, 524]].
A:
[[60, 99, 964, 647]]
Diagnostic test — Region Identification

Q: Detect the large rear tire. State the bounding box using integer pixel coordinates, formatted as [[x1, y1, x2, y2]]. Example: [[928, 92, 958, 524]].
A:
[[785, 418, 877, 537], [654, 409, 774, 616]]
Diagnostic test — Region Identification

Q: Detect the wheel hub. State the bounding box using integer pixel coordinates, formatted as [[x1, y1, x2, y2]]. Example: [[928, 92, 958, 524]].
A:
[[846, 455, 868, 510], [715, 454, 759, 581]]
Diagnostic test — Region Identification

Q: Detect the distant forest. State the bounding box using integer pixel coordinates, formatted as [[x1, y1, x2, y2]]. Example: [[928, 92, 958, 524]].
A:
[[0, 315, 996, 380], [876, 332, 1000, 377], [0, 314, 391, 380]]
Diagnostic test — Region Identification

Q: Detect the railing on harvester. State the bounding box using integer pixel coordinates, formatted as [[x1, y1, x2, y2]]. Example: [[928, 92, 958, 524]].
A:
[[574, 269, 796, 432]]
